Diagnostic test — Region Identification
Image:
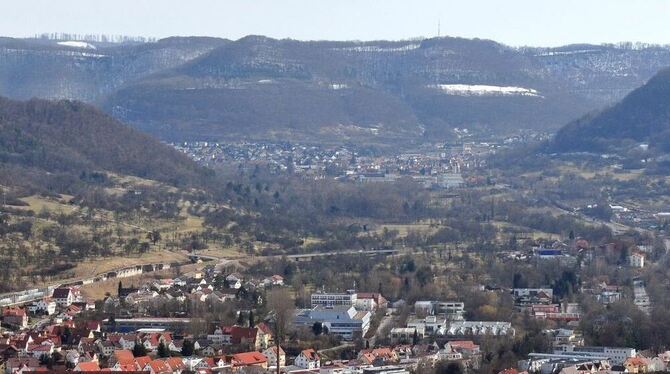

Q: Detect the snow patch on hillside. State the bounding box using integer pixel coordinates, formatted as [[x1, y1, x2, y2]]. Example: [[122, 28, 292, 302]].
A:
[[334, 44, 420, 53], [57, 41, 97, 50], [535, 49, 600, 57], [330, 83, 348, 90], [428, 84, 541, 97]]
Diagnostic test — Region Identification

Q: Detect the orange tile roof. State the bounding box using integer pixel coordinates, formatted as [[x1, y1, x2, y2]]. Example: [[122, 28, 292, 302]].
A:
[[448, 340, 480, 350], [256, 322, 273, 334], [118, 363, 136, 372], [232, 351, 268, 366], [625, 357, 646, 366], [113, 350, 135, 365], [301, 349, 320, 361], [146, 360, 171, 374], [77, 361, 101, 371], [165, 357, 185, 370], [2, 306, 26, 317], [134, 355, 152, 370], [360, 352, 375, 364]]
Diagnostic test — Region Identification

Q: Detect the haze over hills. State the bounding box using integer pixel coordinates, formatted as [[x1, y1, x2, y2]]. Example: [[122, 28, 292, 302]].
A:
[[2, 35, 670, 143], [0, 96, 209, 193], [0, 36, 226, 102], [549, 67, 670, 154]]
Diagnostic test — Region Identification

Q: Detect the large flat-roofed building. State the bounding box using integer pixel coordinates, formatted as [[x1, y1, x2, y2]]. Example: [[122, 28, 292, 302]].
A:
[[390, 327, 423, 342], [311, 291, 357, 308], [294, 306, 371, 340], [413, 301, 465, 320], [407, 315, 447, 335], [103, 317, 191, 333], [437, 302, 465, 320], [554, 345, 636, 365], [520, 354, 611, 374]]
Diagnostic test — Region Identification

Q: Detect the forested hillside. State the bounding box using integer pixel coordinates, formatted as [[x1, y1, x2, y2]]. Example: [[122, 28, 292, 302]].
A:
[[550, 67, 670, 153], [0, 97, 209, 193]]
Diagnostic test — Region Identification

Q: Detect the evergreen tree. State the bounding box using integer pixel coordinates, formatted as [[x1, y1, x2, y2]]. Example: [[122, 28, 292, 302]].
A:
[[248, 310, 254, 327], [312, 322, 323, 336], [39, 353, 51, 366], [118, 281, 123, 296], [62, 326, 72, 345], [132, 341, 147, 357], [181, 339, 195, 357], [157, 342, 169, 358], [436, 361, 464, 374]]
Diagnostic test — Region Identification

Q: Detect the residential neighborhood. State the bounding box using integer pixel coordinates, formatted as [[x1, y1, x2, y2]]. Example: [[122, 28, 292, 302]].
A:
[[1, 251, 666, 374]]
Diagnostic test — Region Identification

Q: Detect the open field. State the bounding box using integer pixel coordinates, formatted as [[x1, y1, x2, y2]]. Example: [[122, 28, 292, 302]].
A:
[[19, 194, 76, 213], [79, 262, 204, 300], [492, 221, 561, 241], [191, 246, 243, 258], [70, 250, 190, 279], [557, 163, 645, 181], [373, 222, 439, 237]]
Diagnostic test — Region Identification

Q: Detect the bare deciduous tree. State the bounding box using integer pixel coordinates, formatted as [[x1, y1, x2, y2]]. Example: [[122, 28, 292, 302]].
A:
[[267, 288, 294, 374]]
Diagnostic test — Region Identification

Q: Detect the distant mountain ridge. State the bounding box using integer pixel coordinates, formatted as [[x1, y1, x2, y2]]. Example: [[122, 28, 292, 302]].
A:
[[0, 36, 227, 102], [2, 35, 670, 143], [549, 67, 670, 153]]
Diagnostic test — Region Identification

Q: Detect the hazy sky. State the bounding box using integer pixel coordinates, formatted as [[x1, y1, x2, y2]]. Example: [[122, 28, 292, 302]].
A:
[[1, 0, 669, 47]]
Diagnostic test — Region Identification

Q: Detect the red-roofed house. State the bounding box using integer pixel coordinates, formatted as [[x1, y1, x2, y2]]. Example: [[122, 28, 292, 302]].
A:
[[74, 361, 101, 372], [142, 332, 172, 351], [25, 343, 54, 358], [110, 350, 134, 370], [145, 359, 171, 374], [295, 349, 320, 369], [624, 357, 648, 373], [357, 347, 398, 365], [218, 326, 261, 349], [355, 293, 388, 311], [2, 306, 28, 328], [64, 304, 83, 317], [10, 335, 33, 352], [263, 275, 285, 287], [84, 321, 101, 332], [164, 357, 186, 373], [231, 351, 268, 369], [134, 355, 152, 371], [445, 340, 481, 356]]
